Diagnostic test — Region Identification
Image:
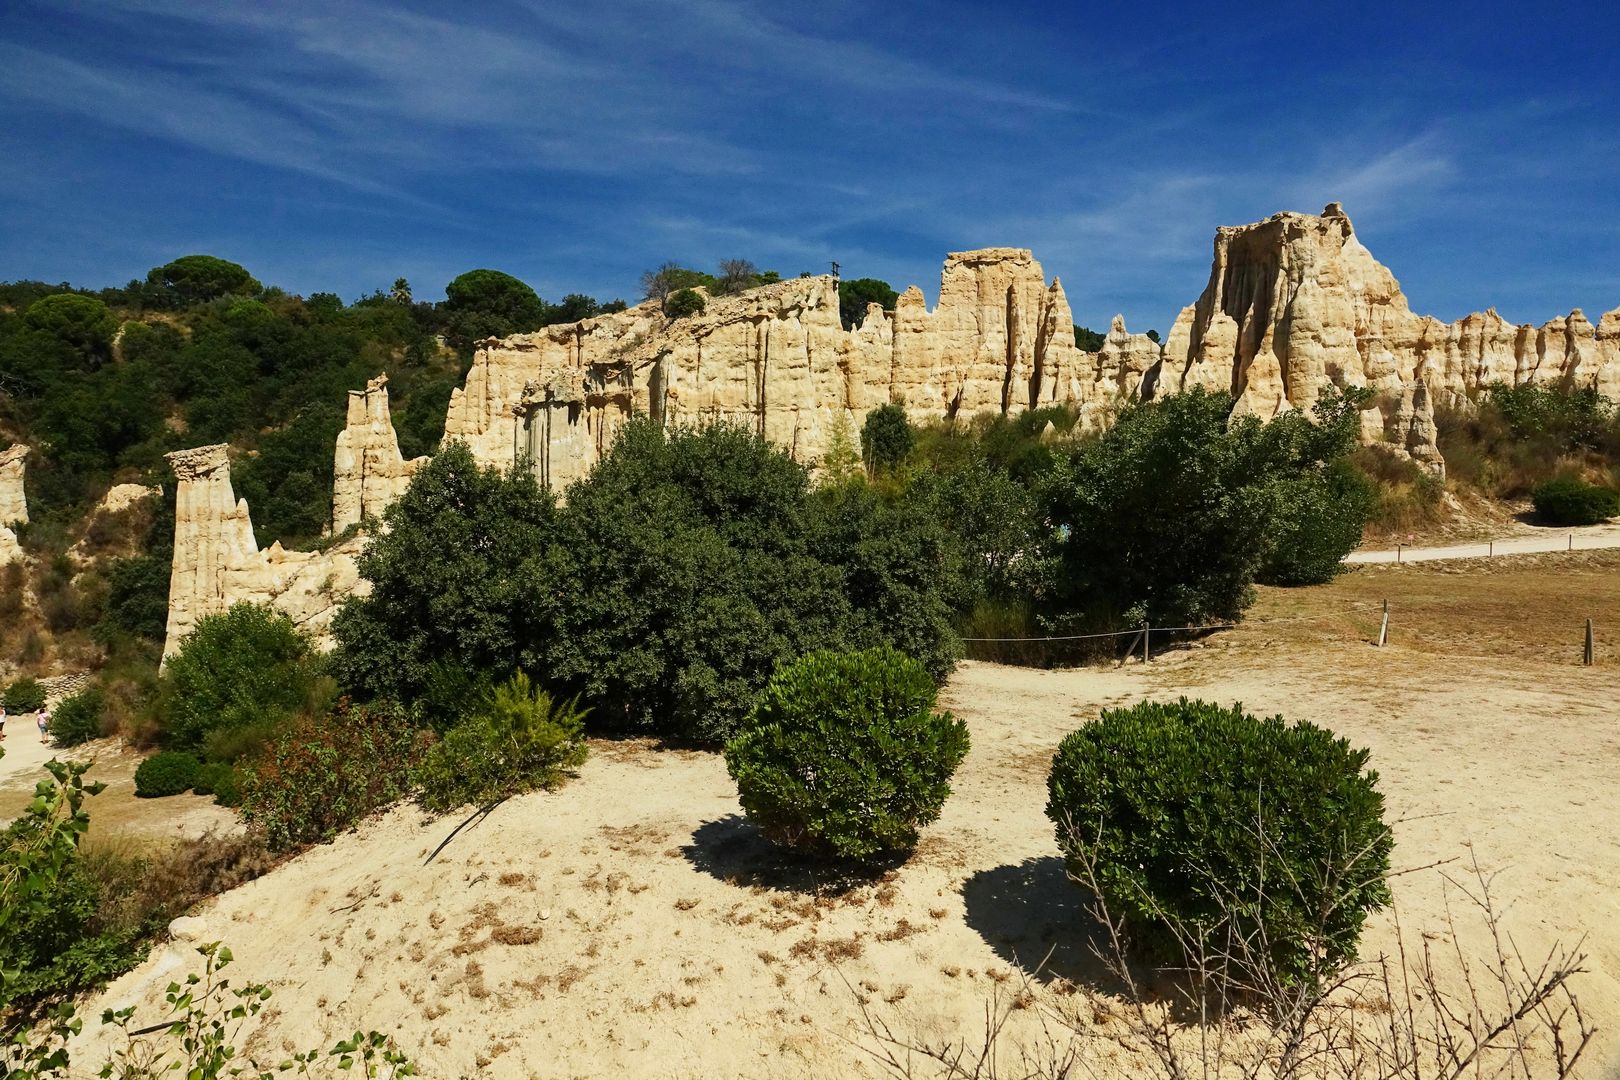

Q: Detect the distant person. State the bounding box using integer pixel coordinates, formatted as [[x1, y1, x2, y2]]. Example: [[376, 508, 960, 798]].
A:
[[37, 707, 50, 745], [0, 704, 7, 741]]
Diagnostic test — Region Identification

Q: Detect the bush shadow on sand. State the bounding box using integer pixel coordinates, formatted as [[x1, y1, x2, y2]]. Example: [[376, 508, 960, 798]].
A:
[[682, 813, 911, 896], [961, 855, 1123, 991]]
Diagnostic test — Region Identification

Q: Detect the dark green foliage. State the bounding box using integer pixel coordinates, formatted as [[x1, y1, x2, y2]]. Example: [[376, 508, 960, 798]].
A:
[[838, 278, 898, 330], [1438, 384, 1620, 499], [134, 750, 201, 797], [417, 672, 588, 812], [442, 268, 547, 344], [188, 761, 243, 806], [861, 403, 914, 474], [146, 255, 260, 306], [1073, 325, 1105, 351], [906, 454, 1040, 603], [1489, 383, 1614, 449], [640, 262, 717, 302], [545, 420, 854, 742], [1046, 699, 1392, 985], [1042, 387, 1371, 629], [22, 294, 118, 363], [1532, 476, 1620, 525], [154, 604, 328, 755], [724, 647, 968, 862], [329, 443, 560, 722], [663, 288, 707, 318], [47, 688, 104, 747], [806, 480, 963, 680], [240, 700, 429, 851], [3, 677, 46, 713]]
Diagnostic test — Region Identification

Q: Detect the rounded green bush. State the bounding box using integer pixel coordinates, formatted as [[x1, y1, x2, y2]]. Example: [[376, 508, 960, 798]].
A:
[[192, 761, 231, 797], [723, 646, 969, 862], [3, 676, 47, 713], [134, 750, 202, 798], [1531, 477, 1620, 526], [663, 288, 706, 318], [1046, 698, 1392, 985], [48, 687, 105, 747]]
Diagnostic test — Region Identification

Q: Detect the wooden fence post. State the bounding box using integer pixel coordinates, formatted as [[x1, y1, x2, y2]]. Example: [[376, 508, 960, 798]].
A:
[[1143, 622, 1151, 664], [1378, 599, 1389, 647], [1396, 543, 1402, 564], [1585, 618, 1594, 666]]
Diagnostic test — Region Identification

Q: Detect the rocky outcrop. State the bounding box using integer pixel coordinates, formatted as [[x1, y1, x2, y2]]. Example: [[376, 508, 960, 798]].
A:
[[445, 251, 1102, 486], [332, 374, 426, 531], [95, 484, 162, 515], [1, 445, 28, 567], [1148, 202, 1620, 476], [163, 445, 364, 659]]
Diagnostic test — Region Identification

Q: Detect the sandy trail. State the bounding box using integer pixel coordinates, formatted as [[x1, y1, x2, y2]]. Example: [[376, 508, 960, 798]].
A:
[[65, 576, 1618, 1078], [1348, 519, 1620, 563]]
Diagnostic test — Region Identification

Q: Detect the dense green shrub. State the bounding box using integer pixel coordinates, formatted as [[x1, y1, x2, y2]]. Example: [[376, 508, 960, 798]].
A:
[[155, 603, 329, 755], [418, 672, 588, 812], [1531, 476, 1620, 525], [724, 647, 969, 862], [663, 288, 706, 318], [1256, 459, 1378, 585], [191, 762, 231, 797], [1046, 699, 1392, 985], [134, 751, 201, 798], [240, 701, 429, 851], [861, 402, 914, 473], [3, 676, 46, 713], [838, 278, 898, 330], [329, 443, 561, 723], [47, 688, 105, 747], [1042, 388, 1371, 630]]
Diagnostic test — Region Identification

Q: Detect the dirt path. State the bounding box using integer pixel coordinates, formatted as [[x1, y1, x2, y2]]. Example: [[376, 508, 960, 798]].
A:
[[1348, 520, 1620, 563]]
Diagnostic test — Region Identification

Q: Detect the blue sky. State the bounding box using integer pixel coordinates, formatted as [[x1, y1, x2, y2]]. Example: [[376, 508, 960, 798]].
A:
[[2, 1, 1617, 334]]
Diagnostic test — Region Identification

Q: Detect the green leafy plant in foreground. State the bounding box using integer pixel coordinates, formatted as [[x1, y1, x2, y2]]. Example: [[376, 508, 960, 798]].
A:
[[724, 646, 968, 862], [417, 672, 588, 812], [1047, 698, 1393, 987]]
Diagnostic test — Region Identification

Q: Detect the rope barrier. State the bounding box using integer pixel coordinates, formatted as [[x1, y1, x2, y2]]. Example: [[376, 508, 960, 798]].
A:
[[960, 623, 1237, 643]]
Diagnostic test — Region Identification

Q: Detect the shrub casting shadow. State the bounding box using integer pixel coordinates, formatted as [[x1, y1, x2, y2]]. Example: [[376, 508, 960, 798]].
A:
[[962, 856, 1123, 990], [683, 814, 907, 896]]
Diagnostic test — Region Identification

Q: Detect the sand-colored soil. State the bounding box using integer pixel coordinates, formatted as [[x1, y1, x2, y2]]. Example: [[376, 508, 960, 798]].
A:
[[68, 552, 1620, 1078]]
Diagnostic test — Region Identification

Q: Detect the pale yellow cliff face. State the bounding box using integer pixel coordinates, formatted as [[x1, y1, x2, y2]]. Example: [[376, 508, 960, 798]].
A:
[[1152, 201, 1620, 475], [0, 444, 27, 567], [332, 374, 427, 532]]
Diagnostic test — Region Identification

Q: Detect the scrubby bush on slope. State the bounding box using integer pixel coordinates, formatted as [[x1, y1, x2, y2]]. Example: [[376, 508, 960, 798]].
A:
[[724, 647, 968, 862], [47, 687, 105, 747], [3, 677, 47, 713], [134, 750, 200, 797], [240, 701, 429, 851], [1046, 698, 1392, 984], [155, 603, 329, 757], [418, 672, 588, 812], [1532, 476, 1620, 525]]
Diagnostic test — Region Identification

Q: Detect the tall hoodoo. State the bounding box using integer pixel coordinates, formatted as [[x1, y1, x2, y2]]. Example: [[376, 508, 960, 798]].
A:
[[0, 444, 26, 567], [163, 444, 364, 658], [332, 374, 427, 531]]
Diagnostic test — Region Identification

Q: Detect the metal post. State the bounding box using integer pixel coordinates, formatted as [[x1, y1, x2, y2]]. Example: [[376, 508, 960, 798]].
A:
[[1585, 618, 1594, 666], [1378, 599, 1389, 647]]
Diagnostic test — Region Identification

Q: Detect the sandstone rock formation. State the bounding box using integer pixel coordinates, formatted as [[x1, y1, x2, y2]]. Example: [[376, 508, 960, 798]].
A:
[[1, 444, 28, 567], [1151, 202, 1620, 477], [96, 483, 162, 515], [332, 374, 427, 532], [444, 251, 1106, 487], [160, 210, 1620, 656], [163, 444, 364, 659]]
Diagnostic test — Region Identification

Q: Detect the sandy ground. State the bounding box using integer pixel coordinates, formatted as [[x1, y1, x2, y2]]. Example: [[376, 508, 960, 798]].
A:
[[0, 731, 240, 843], [58, 550, 1619, 1079]]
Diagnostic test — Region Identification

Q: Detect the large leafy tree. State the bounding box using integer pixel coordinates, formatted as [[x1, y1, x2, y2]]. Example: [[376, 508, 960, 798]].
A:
[[145, 255, 260, 307], [442, 269, 548, 345], [1041, 387, 1370, 629], [838, 277, 898, 330], [22, 294, 118, 365], [544, 420, 852, 742], [329, 442, 563, 721]]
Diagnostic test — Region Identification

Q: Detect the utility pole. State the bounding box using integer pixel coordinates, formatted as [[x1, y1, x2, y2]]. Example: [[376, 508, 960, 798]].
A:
[[830, 260, 840, 283]]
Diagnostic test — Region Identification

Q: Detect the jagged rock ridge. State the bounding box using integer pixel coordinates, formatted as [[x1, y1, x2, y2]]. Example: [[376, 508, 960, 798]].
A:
[[160, 211, 1620, 656]]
